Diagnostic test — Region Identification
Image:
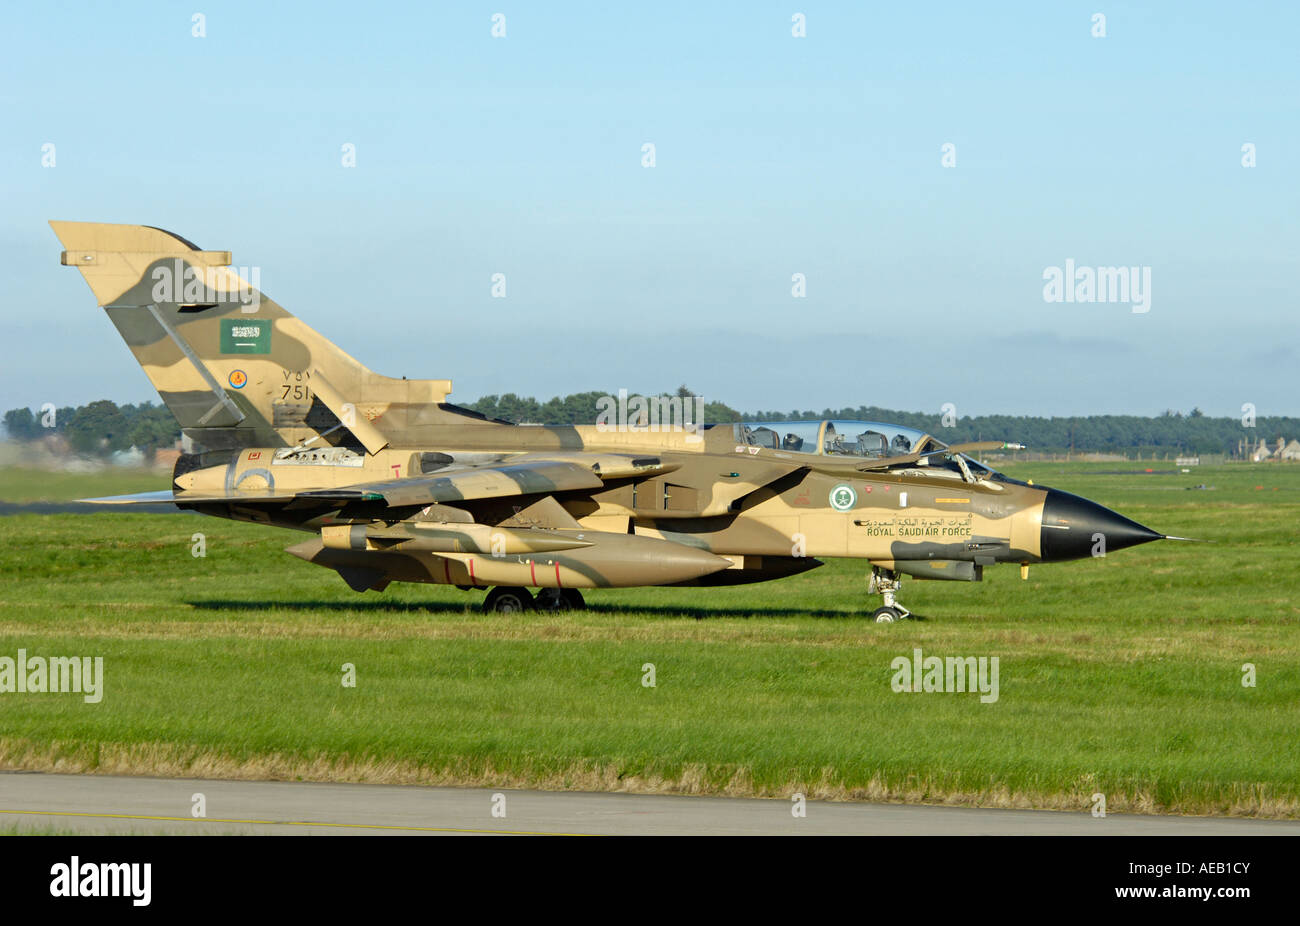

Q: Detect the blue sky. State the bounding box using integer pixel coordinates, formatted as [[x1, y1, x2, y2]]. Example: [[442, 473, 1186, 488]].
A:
[[2, 1, 1296, 417]]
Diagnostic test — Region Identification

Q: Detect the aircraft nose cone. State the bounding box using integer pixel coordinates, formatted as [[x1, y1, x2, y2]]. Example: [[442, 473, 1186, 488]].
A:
[[1039, 488, 1163, 561]]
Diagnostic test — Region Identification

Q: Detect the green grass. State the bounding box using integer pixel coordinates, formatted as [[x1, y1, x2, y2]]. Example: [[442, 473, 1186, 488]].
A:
[[0, 461, 1296, 816], [0, 465, 163, 504], [0, 824, 100, 836], [0, 822, 241, 835]]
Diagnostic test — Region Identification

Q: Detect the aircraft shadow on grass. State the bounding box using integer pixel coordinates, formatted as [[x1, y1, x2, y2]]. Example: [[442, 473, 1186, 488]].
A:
[[185, 599, 930, 621]]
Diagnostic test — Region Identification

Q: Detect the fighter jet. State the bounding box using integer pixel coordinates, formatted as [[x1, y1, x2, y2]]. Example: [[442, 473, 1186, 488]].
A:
[[52, 221, 1178, 620]]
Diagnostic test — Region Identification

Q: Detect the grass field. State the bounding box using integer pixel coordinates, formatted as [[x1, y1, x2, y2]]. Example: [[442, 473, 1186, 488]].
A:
[[0, 461, 1296, 817]]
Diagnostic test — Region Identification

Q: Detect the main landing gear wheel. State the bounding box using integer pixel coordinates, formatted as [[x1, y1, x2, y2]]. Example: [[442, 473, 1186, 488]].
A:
[[866, 566, 912, 622], [482, 586, 534, 613], [535, 589, 587, 611]]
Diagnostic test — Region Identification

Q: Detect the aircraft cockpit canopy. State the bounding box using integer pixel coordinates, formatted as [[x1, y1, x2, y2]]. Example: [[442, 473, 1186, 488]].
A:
[[734, 419, 1015, 485], [735, 420, 942, 459]]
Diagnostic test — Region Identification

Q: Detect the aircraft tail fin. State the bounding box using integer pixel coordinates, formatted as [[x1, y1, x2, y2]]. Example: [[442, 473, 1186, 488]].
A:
[[50, 221, 452, 452]]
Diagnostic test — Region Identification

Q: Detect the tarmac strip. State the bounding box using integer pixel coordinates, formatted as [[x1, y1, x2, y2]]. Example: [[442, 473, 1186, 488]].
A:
[[2, 771, 1296, 836]]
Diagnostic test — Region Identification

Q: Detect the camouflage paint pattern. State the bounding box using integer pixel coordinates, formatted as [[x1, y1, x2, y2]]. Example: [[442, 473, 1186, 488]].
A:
[[56, 223, 1160, 599]]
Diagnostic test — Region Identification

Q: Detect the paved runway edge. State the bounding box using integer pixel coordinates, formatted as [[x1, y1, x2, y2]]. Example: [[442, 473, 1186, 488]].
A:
[[3, 771, 1297, 836]]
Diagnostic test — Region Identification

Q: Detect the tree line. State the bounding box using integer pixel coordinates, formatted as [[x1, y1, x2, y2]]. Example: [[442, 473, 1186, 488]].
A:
[[465, 391, 1295, 456], [3, 401, 180, 458], [4, 392, 1295, 458]]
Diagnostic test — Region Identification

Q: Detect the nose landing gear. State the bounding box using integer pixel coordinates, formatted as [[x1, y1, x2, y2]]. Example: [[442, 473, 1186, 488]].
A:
[[867, 566, 911, 623]]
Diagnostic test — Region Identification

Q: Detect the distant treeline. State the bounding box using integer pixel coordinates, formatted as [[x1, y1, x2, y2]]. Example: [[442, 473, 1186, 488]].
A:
[[465, 390, 743, 432], [4, 393, 1294, 458], [465, 391, 1295, 457], [3, 401, 179, 457]]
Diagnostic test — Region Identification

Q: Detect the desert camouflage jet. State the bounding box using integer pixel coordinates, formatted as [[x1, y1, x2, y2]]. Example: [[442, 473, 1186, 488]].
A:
[[53, 221, 1178, 619]]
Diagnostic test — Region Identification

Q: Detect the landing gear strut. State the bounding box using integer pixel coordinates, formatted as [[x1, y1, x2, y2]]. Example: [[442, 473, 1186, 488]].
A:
[[482, 587, 587, 613], [535, 588, 587, 612], [867, 567, 911, 623]]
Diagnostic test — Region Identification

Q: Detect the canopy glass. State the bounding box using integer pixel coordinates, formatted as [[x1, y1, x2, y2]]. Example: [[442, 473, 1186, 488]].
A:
[[736, 420, 941, 459]]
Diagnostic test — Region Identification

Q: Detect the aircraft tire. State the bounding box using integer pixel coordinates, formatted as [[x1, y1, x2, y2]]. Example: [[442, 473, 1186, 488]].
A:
[[871, 606, 902, 623], [483, 586, 534, 613]]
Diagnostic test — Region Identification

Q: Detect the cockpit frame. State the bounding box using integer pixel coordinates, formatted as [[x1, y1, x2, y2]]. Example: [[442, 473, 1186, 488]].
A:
[[734, 419, 1011, 486], [735, 419, 942, 460]]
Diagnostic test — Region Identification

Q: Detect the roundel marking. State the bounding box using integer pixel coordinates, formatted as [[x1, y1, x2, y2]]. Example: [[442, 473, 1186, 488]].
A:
[[228, 369, 248, 389], [829, 484, 857, 511]]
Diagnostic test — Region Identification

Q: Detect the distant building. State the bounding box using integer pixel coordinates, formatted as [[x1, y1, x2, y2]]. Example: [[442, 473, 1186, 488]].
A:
[[1251, 438, 1273, 462], [1280, 439, 1300, 462], [110, 447, 146, 467]]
